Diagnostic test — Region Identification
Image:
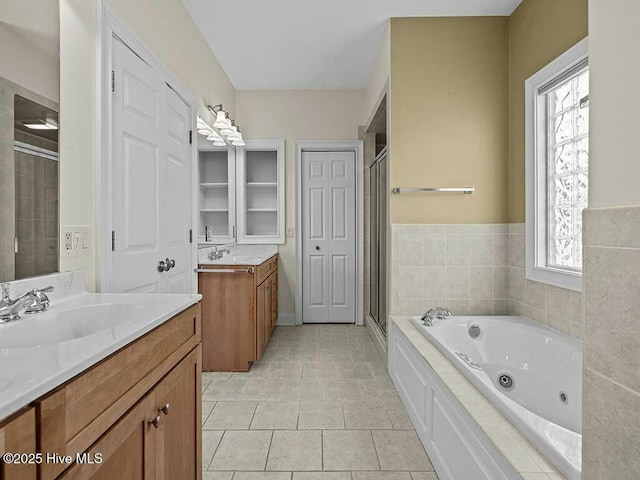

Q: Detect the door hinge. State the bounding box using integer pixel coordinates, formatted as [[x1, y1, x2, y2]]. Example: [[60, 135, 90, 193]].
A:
[[189, 130, 193, 144], [189, 229, 193, 243], [111, 231, 116, 251], [111, 71, 115, 93]]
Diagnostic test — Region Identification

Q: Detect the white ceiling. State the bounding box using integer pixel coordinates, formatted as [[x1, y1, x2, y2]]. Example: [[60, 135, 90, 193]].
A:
[[183, 0, 523, 90]]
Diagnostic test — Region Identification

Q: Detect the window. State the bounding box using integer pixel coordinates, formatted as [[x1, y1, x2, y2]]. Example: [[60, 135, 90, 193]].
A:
[[525, 39, 588, 292]]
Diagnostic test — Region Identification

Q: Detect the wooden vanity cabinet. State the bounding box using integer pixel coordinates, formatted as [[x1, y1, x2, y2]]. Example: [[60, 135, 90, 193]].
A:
[[199, 255, 278, 371], [36, 303, 202, 480], [0, 407, 37, 480]]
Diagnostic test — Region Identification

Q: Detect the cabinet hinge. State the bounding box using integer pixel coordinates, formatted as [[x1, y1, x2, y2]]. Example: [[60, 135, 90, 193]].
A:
[[111, 71, 115, 93], [189, 229, 193, 243], [189, 130, 193, 144], [111, 231, 116, 251]]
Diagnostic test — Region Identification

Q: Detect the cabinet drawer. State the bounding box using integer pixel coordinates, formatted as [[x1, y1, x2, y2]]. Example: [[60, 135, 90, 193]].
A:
[[38, 304, 201, 480], [256, 255, 278, 285], [0, 408, 37, 480]]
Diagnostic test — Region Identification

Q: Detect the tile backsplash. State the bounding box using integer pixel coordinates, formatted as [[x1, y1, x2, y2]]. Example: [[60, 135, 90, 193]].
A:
[[390, 223, 583, 339]]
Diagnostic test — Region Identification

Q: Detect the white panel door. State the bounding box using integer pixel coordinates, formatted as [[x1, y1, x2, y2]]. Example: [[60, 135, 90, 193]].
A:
[[111, 37, 193, 294], [163, 87, 192, 294], [111, 38, 165, 293], [302, 151, 356, 323]]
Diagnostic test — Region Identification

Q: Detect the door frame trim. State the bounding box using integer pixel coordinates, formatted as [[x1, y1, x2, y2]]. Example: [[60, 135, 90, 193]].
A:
[[295, 140, 364, 326], [97, 5, 198, 292]]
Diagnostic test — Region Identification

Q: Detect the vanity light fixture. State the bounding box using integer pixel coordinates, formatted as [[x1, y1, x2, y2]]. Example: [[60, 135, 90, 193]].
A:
[[231, 138, 246, 146], [209, 104, 232, 130]]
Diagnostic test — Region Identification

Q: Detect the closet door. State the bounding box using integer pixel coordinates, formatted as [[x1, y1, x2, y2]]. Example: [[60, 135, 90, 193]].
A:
[[110, 36, 193, 294]]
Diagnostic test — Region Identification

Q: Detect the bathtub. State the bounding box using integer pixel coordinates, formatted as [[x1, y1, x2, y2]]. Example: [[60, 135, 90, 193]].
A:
[[410, 315, 582, 480]]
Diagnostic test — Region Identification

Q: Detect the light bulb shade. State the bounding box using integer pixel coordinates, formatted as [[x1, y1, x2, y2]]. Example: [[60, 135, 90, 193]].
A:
[[220, 125, 236, 136], [197, 116, 209, 130], [227, 130, 242, 141], [212, 138, 227, 147], [198, 127, 214, 136], [213, 111, 231, 129], [232, 138, 245, 146], [206, 133, 222, 142]]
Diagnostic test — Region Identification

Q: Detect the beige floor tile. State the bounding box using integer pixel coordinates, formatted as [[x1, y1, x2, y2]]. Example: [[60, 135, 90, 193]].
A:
[[260, 349, 291, 362], [232, 362, 271, 379], [410, 473, 439, 480], [267, 362, 304, 379], [298, 401, 344, 429], [234, 473, 292, 480], [359, 379, 399, 400], [352, 473, 412, 480], [323, 430, 380, 471], [203, 380, 247, 401], [266, 430, 322, 471], [242, 379, 284, 401], [343, 402, 393, 429], [204, 401, 257, 430], [202, 430, 224, 470], [292, 473, 350, 480], [204, 472, 234, 480], [280, 379, 323, 400], [322, 379, 362, 401], [209, 430, 273, 471], [387, 407, 414, 429], [203, 380, 212, 393], [372, 431, 433, 471], [203, 372, 234, 380], [202, 401, 216, 426], [250, 401, 299, 429]]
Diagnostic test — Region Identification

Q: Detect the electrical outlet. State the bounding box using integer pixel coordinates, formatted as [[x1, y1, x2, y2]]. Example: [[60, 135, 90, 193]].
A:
[[61, 226, 92, 257], [64, 232, 73, 251]]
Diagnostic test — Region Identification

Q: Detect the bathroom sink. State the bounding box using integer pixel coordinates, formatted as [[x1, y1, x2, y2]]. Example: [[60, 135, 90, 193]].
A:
[[0, 303, 143, 349]]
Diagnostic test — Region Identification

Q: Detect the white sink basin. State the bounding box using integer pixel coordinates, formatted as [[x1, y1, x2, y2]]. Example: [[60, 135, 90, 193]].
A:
[[0, 303, 142, 349]]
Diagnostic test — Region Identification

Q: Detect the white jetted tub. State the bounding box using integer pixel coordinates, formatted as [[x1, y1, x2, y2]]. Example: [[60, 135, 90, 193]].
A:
[[410, 315, 582, 479]]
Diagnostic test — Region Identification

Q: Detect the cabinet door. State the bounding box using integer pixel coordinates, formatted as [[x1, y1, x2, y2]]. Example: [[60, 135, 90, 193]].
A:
[[59, 394, 157, 480], [256, 280, 268, 360], [236, 140, 285, 244], [155, 346, 202, 480], [0, 408, 37, 480]]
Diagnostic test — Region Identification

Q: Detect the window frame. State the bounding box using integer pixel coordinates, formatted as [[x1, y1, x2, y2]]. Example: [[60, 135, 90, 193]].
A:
[[525, 38, 589, 293]]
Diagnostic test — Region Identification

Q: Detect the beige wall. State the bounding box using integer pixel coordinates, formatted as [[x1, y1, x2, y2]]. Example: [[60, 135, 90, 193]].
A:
[[59, 0, 235, 290], [507, 0, 588, 222], [389, 17, 509, 224], [235, 89, 365, 314], [0, 24, 59, 103], [363, 22, 390, 125], [588, 0, 639, 208]]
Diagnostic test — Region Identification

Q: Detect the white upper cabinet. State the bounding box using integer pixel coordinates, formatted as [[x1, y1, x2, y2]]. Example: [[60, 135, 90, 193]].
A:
[[236, 140, 285, 244], [197, 139, 284, 245], [197, 144, 236, 244]]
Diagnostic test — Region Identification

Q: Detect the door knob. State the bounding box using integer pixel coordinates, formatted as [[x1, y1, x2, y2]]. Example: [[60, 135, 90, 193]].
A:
[[168, 259, 176, 269], [149, 416, 161, 429], [160, 403, 170, 415], [315, 246, 320, 251], [157, 260, 166, 273]]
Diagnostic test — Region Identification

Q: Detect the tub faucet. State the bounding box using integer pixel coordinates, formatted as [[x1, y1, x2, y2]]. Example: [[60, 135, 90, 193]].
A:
[[0, 283, 54, 323], [421, 307, 451, 327]]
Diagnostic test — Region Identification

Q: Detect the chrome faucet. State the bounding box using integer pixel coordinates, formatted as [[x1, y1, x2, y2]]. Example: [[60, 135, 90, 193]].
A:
[[0, 283, 54, 323], [207, 247, 231, 261], [421, 307, 451, 327]]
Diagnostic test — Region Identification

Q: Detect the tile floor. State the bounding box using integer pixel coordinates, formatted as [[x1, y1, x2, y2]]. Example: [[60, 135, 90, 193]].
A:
[[202, 325, 439, 480]]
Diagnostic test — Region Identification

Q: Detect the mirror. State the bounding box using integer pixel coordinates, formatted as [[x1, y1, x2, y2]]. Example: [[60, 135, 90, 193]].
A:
[[0, 1, 60, 282]]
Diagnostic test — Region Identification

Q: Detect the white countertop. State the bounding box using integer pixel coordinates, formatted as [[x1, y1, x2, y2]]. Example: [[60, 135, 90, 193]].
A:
[[0, 272, 200, 421], [390, 316, 567, 480], [198, 244, 278, 266]]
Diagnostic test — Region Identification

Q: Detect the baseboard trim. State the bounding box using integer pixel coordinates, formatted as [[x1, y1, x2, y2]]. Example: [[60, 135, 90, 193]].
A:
[[277, 313, 296, 326]]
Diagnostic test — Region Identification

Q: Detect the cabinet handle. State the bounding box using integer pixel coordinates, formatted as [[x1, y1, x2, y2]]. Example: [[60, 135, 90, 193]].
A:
[[160, 403, 170, 415], [149, 416, 161, 429]]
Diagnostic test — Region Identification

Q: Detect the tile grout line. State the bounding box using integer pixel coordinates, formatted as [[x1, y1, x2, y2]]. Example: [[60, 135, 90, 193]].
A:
[[264, 430, 275, 472], [207, 429, 227, 471]]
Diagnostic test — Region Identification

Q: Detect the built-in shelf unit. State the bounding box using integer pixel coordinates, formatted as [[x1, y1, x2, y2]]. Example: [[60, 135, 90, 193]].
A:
[[197, 140, 284, 245], [237, 140, 285, 244], [198, 145, 236, 244]]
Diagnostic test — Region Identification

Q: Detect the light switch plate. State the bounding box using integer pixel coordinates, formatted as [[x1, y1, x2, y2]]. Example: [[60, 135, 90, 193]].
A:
[[61, 226, 91, 257], [286, 227, 295, 238]]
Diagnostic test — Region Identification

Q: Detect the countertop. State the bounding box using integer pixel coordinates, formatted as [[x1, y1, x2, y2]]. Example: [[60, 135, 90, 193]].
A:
[[0, 272, 201, 421], [389, 316, 567, 480], [198, 244, 278, 266]]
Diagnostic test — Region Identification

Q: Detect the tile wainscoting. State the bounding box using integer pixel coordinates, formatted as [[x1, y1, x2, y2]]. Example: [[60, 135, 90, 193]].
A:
[[390, 223, 583, 340], [583, 206, 640, 479]]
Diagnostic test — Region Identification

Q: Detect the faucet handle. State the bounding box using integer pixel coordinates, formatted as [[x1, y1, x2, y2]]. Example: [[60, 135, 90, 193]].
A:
[[24, 286, 54, 314]]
